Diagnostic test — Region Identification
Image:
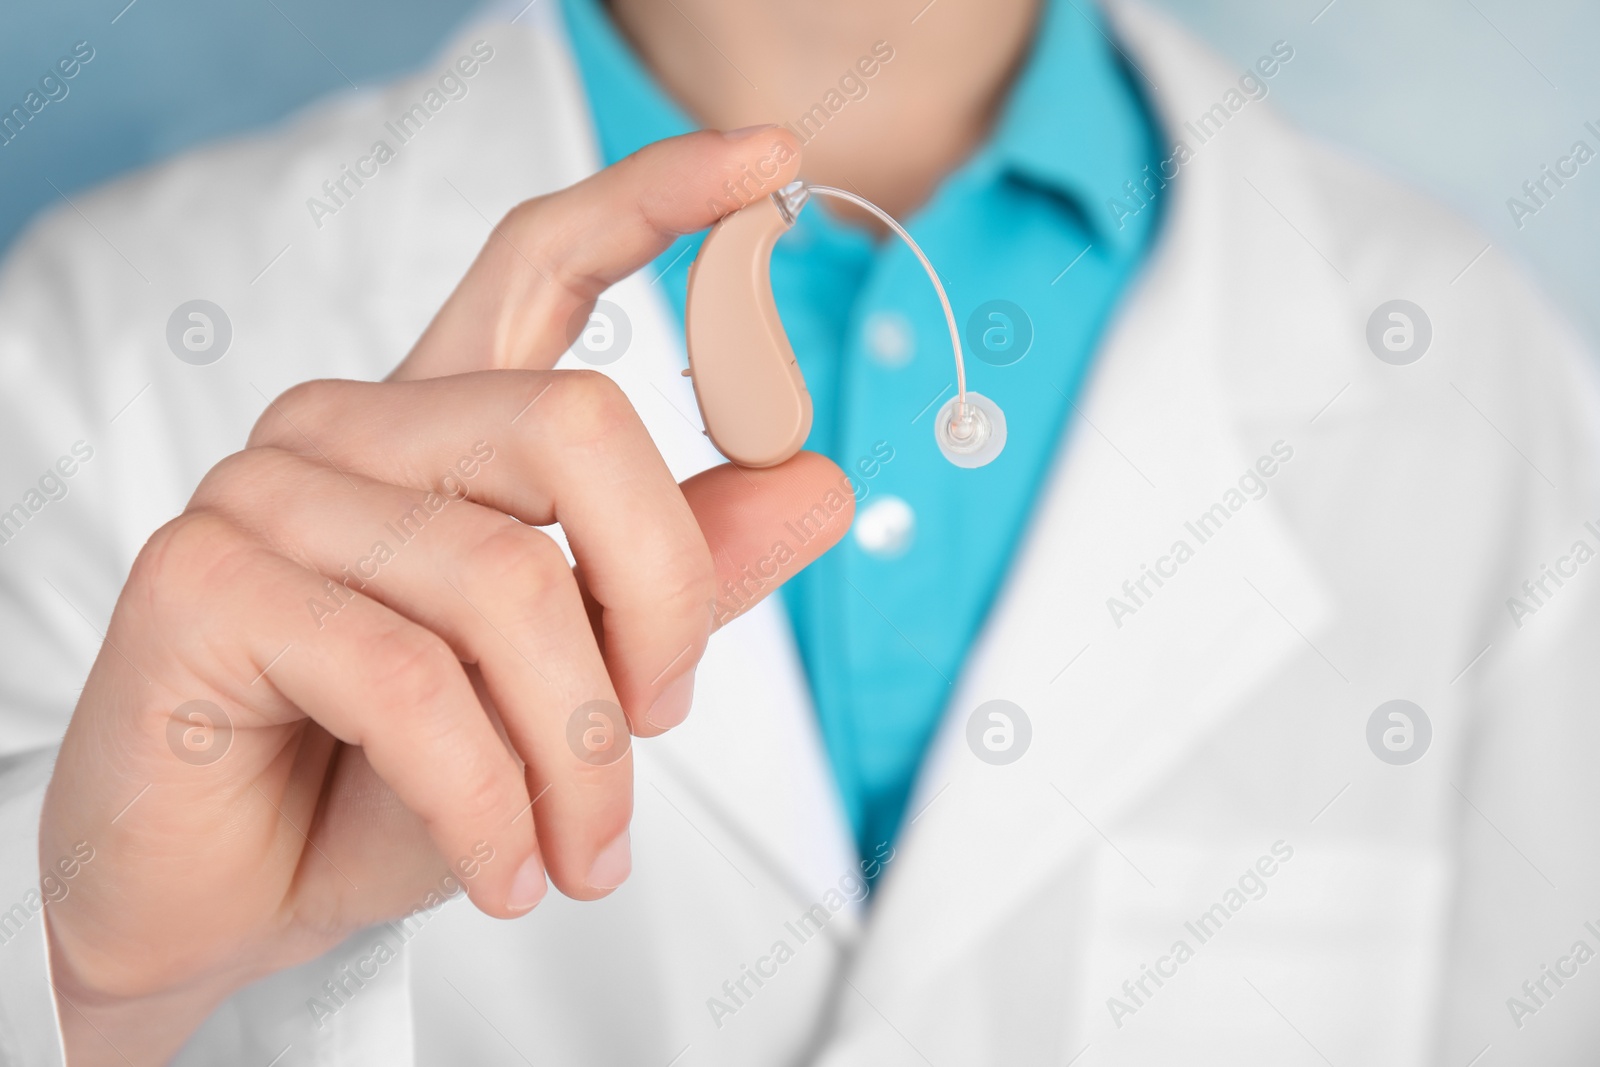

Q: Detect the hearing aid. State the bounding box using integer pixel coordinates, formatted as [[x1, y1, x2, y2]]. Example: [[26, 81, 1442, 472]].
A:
[[684, 180, 1006, 470]]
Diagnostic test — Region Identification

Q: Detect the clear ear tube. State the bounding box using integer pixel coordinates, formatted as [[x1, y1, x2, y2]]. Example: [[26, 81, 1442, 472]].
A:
[[773, 181, 1007, 469]]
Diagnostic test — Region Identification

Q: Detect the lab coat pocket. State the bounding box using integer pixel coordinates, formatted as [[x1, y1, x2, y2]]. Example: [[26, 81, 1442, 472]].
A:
[[1070, 835, 1448, 1067]]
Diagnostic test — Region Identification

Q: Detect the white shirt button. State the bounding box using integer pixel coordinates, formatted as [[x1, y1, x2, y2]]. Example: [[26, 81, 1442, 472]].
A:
[[863, 312, 914, 368], [854, 495, 916, 559]]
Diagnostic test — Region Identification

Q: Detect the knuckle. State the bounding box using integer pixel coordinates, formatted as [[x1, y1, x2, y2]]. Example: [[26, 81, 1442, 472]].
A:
[[454, 759, 517, 826], [362, 624, 518, 826], [190, 446, 300, 515], [371, 627, 462, 726], [494, 198, 573, 293], [501, 195, 572, 258], [500, 195, 546, 236], [462, 522, 569, 606], [545, 370, 639, 449], [132, 511, 253, 625], [246, 378, 338, 450]]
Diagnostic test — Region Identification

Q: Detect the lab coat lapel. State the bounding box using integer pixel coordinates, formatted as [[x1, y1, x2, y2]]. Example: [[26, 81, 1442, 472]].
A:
[[844, 0, 1338, 1001], [581, 274, 862, 920]]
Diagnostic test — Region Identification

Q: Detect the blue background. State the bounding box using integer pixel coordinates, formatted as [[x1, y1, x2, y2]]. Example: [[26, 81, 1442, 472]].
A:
[[4, 0, 1600, 348]]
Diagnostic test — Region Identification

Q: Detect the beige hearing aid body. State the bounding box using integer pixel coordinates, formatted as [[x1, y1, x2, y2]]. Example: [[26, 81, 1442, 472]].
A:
[[683, 193, 813, 469], [684, 182, 1005, 471]]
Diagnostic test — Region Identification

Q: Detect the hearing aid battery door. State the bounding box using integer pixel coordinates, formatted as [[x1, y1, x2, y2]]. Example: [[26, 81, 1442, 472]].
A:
[[684, 195, 813, 469]]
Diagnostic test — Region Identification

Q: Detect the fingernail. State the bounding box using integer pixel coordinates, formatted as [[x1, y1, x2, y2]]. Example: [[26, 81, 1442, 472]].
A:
[[723, 123, 778, 140], [645, 671, 696, 731], [508, 854, 547, 912], [587, 830, 632, 891]]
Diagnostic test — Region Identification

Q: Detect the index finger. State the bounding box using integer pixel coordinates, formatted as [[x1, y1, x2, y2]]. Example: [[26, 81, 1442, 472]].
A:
[[394, 126, 802, 381]]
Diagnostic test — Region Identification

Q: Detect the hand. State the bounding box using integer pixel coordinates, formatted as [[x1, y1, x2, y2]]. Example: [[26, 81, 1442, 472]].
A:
[[38, 127, 842, 1064]]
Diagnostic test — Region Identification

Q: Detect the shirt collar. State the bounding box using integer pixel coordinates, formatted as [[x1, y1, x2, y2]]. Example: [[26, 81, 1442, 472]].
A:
[[981, 0, 1160, 252], [559, 0, 1158, 252]]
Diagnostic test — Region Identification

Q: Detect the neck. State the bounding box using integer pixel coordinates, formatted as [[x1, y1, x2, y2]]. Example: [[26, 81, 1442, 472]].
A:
[[605, 0, 1041, 220]]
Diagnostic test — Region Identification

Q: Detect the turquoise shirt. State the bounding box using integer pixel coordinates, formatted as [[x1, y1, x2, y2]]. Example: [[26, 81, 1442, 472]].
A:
[[561, 0, 1163, 862]]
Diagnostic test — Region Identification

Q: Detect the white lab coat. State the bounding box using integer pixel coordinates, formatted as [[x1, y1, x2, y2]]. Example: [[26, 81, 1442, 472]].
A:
[[2, 1, 1600, 1063]]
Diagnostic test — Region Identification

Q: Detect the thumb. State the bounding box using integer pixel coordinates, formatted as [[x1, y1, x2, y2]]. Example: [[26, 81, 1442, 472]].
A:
[[680, 450, 855, 631], [393, 127, 802, 382]]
